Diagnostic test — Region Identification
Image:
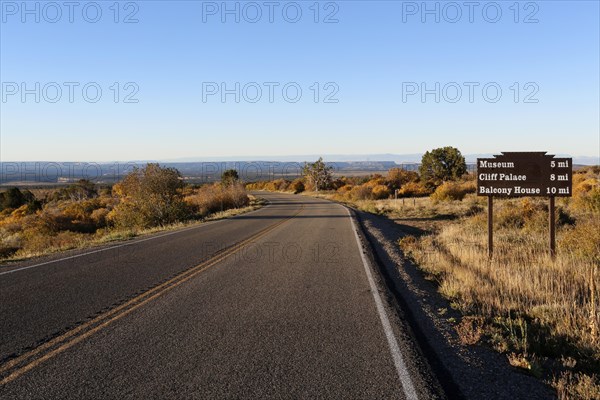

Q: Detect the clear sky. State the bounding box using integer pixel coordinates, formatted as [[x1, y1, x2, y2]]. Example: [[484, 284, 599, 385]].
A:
[[1, 0, 599, 162]]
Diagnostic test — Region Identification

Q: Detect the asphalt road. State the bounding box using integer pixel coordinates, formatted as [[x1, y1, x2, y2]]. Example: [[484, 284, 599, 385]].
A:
[[0, 192, 441, 399]]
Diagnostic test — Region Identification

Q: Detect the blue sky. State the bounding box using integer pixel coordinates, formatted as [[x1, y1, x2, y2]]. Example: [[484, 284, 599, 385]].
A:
[[1, 0, 599, 162]]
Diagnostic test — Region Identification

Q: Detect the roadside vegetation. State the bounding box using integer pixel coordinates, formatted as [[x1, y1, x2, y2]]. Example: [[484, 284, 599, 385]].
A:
[[248, 148, 600, 399], [0, 164, 256, 262]]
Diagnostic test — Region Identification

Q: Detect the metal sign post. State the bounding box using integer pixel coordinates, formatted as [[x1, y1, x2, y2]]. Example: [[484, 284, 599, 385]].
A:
[[477, 152, 572, 258]]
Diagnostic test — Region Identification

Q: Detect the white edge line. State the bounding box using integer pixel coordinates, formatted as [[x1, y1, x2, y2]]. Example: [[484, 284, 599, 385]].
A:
[[346, 206, 419, 400], [0, 198, 271, 277]]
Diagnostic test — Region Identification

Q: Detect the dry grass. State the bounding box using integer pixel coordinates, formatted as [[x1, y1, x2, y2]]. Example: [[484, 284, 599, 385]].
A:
[[394, 194, 600, 397], [401, 201, 599, 347], [185, 182, 249, 217], [553, 371, 600, 400]]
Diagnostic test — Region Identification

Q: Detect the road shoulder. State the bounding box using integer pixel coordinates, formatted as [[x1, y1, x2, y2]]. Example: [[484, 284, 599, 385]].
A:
[[345, 206, 447, 399], [352, 208, 555, 400]]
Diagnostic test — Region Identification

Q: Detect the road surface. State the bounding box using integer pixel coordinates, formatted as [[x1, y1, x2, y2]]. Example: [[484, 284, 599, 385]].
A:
[[0, 192, 440, 399]]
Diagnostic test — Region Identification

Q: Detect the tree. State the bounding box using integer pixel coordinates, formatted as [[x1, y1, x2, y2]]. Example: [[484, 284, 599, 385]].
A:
[[109, 163, 188, 228], [419, 147, 466, 187], [302, 158, 333, 191], [221, 169, 239, 186]]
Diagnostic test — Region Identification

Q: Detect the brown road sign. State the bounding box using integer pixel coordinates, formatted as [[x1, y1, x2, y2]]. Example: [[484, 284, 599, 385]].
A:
[[477, 152, 572, 197], [477, 152, 572, 258]]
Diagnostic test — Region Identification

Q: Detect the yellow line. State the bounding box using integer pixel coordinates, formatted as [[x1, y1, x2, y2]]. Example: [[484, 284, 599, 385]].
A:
[[0, 205, 303, 386], [1, 254, 224, 385]]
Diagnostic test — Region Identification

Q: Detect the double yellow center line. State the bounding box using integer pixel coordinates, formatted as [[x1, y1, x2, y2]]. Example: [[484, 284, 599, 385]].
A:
[[0, 204, 303, 386]]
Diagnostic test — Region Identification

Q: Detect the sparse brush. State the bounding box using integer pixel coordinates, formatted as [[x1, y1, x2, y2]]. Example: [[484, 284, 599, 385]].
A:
[[0, 176, 256, 262], [553, 371, 600, 400], [399, 191, 600, 394], [185, 183, 249, 217]]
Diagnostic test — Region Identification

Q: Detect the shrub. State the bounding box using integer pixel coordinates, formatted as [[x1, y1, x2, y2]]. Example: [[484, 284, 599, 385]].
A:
[[245, 181, 267, 191], [290, 179, 305, 193], [559, 218, 600, 262], [265, 179, 290, 192], [10, 204, 34, 219], [570, 170, 600, 213], [398, 181, 431, 197], [57, 199, 106, 233], [185, 183, 249, 217], [0, 188, 36, 211], [350, 184, 372, 200], [430, 181, 474, 202], [495, 201, 527, 229], [110, 164, 190, 229], [363, 176, 386, 188], [330, 178, 346, 190], [371, 184, 391, 200], [337, 184, 353, 194], [573, 187, 600, 213], [90, 208, 110, 228], [39, 208, 75, 233], [386, 168, 419, 190], [20, 229, 86, 255], [52, 179, 98, 202], [553, 372, 600, 400]]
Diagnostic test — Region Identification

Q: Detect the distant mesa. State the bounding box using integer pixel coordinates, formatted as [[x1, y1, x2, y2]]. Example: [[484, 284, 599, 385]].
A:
[[0, 153, 596, 186]]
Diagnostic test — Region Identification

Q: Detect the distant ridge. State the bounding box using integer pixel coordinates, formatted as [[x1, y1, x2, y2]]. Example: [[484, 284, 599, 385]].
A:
[[158, 154, 425, 163], [1, 154, 597, 165], [158, 153, 599, 165]]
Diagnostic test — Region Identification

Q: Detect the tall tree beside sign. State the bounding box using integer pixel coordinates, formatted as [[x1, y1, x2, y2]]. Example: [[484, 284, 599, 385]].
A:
[[477, 152, 573, 257]]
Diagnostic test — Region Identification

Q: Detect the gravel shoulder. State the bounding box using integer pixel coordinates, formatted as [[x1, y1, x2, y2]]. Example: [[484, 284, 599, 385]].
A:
[[353, 208, 556, 400]]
